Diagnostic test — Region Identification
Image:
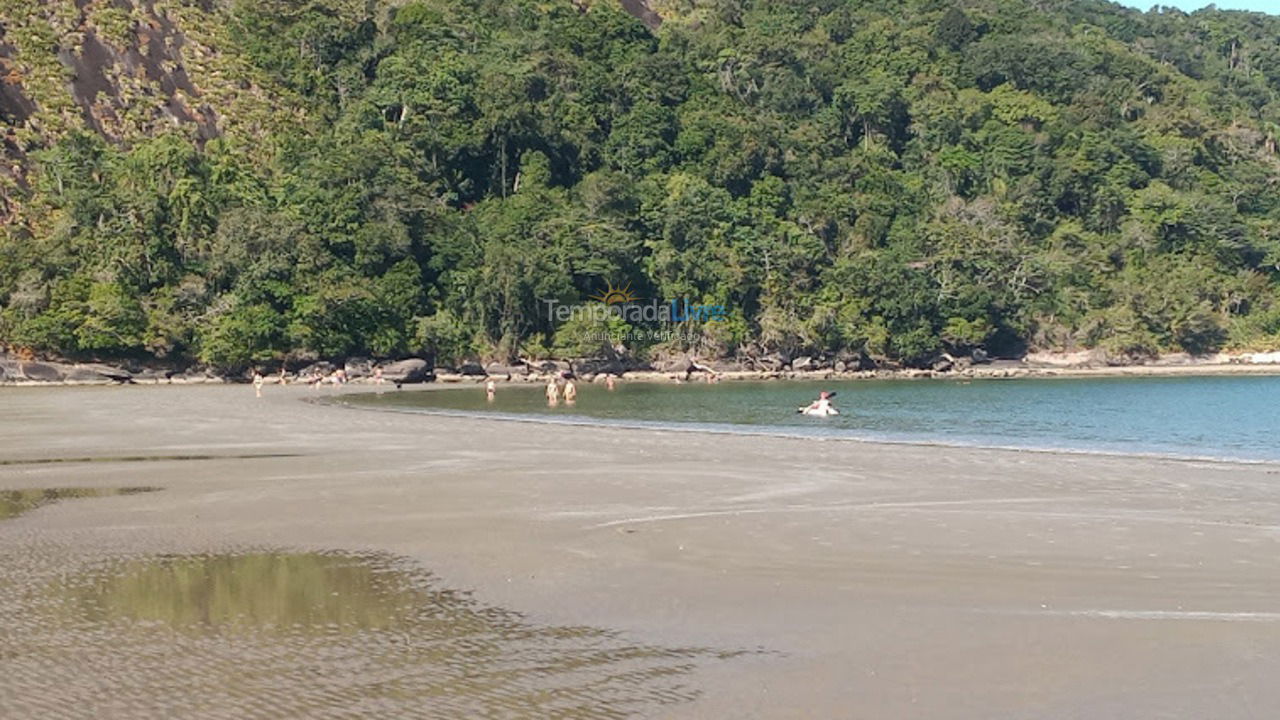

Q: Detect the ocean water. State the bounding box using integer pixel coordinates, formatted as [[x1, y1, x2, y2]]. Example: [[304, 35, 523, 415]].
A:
[[349, 375, 1280, 463]]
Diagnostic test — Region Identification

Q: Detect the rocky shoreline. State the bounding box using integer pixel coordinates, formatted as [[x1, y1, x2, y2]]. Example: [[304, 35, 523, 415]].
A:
[[4, 349, 1280, 387]]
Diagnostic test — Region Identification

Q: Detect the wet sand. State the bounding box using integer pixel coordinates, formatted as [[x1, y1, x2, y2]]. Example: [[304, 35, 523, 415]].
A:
[[3, 384, 1280, 718]]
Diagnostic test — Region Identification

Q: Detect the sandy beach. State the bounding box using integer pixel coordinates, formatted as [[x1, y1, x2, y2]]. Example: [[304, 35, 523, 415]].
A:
[[3, 384, 1280, 718]]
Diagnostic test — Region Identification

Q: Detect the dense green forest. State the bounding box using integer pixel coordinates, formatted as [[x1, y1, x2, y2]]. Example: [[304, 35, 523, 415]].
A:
[[4, 0, 1280, 370]]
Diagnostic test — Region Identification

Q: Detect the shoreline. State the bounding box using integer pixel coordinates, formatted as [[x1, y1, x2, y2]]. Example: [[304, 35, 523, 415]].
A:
[[321, 391, 1280, 469], [5, 357, 1280, 388]]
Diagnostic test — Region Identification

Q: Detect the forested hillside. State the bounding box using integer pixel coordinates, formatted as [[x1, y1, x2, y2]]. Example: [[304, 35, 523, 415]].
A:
[[4, 0, 1280, 370]]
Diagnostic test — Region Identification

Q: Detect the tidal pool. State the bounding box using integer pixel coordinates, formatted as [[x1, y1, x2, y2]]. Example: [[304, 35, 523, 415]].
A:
[[4, 551, 736, 718]]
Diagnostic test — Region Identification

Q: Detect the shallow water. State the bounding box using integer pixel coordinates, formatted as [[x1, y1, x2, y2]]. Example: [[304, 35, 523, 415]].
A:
[[0, 487, 159, 521], [3, 550, 734, 718], [349, 375, 1280, 462]]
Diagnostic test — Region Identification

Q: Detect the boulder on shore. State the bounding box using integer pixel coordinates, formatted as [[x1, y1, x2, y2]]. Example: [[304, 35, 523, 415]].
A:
[[64, 363, 134, 383], [792, 355, 827, 372], [344, 357, 374, 378], [574, 358, 625, 376], [297, 362, 336, 379], [457, 362, 487, 376], [379, 358, 432, 385], [485, 362, 527, 378], [18, 361, 66, 382]]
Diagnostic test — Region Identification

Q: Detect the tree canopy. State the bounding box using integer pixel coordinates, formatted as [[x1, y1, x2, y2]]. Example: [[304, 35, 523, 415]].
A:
[[4, 0, 1280, 369]]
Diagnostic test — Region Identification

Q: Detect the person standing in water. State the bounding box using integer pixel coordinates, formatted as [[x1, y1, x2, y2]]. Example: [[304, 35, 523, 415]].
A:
[[546, 378, 560, 406], [485, 379, 496, 402], [605, 374, 616, 391], [564, 377, 577, 404], [252, 370, 265, 398]]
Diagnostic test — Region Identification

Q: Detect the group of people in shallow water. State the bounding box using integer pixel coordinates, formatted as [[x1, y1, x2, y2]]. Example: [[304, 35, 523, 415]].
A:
[[494, 373, 841, 417], [252, 364, 840, 417], [480, 372, 621, 406], [541, 372, 608, 406]]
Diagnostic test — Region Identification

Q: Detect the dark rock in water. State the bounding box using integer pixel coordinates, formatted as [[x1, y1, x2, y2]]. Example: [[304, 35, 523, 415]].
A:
[[457, 362, 487, 376], [344, 358, 373, 378], [19, 361, 66, 382], [380, 358, 432, 385]]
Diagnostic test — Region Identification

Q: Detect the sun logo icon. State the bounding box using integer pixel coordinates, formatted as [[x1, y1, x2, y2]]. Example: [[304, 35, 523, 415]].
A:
[[588, 281, 640, 305]]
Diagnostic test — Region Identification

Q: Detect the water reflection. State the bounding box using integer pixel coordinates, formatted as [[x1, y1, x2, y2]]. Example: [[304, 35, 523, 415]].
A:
[[19, 551, 733, 718], [0, 487, 159, 521]]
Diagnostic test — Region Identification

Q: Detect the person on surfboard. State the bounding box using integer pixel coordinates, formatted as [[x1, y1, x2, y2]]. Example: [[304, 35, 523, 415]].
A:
[[799, 391, 839, 416]]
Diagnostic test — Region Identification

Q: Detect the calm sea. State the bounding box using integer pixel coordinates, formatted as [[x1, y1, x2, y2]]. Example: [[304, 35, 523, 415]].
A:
[[349, 375, 1280, 463]]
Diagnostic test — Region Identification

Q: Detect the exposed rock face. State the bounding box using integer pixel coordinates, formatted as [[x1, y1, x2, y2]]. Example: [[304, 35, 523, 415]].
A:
[[15, 361, 65, 382], [1, 0, 296, 222], [0, 356, 134, 383], [617, 0, 661, 29], [5, 2, 222, 144], [64, 363, 134, 383]]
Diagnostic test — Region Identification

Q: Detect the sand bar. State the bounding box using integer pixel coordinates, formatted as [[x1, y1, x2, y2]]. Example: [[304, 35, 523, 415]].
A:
[[2, 384, 1280, 718]]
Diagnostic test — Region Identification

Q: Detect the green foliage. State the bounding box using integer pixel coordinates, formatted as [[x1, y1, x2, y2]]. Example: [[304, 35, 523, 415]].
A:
[[414, 309, 477, 364], [198, 302, 285, 370], [551, 313, 633, 358], [935, 8, 978, 52], [5, 0, 1280, 370]]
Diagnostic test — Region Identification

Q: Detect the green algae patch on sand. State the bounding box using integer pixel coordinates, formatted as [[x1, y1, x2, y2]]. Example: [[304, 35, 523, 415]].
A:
[[27, 551, 743, 718], [57, 552, 428, 634], [0, 487, 159, 521]]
